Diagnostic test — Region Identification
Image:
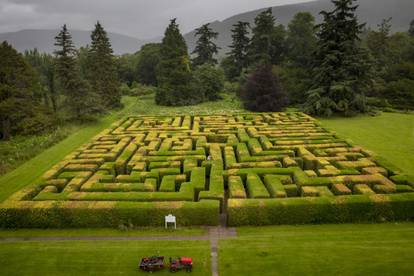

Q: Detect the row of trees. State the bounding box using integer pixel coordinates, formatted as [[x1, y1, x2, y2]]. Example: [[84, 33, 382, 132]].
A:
[[0, 22, 121, 140]]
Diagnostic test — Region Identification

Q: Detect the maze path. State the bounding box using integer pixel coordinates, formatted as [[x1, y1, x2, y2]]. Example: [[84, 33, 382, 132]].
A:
[[1, 113, 413, 227]]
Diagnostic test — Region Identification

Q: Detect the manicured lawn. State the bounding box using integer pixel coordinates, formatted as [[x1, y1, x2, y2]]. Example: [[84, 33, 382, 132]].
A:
[[321, 112, 414, 176], [219, 223, 414, 276], [0, 227, 206, 238], [129, 93, 244, 115], [0, 240, 211, 276]]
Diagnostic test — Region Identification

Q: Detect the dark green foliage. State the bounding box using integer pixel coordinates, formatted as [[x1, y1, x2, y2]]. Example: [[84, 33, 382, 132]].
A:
[[304, 0, 372, 117], [384, 78, 414, 109], [286, 12, 317, 69], [226, 21, 250, 80], [241, 64, 288, 112], [192, 23, 219, 66], [0, 42, 54, 140], [24, 49, 58, 113], [136, 43, 161, 86], [249, 8, 286, 65], [409, 19, 414, 36], [116, 53, 139, 86], [278, 66, 312, 105], [87, 21, 122, 109], [190, 64, 225, 101], [156, 19, 194, 106], [54, 24, 100, 120]]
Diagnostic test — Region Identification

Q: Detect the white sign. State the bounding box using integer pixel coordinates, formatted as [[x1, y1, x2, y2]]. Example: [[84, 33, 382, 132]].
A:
[[165, 214, 176, 229]]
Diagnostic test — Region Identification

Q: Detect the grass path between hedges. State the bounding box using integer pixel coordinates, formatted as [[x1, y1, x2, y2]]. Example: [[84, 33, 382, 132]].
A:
[[0, 96, 139, 202], [219, 223, 414, 276], [321, 112, 414, 176]]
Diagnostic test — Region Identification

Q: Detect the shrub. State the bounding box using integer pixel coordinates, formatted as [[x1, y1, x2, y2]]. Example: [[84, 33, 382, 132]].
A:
[[240, 64, 288, 112], [190, 64, 225, 101]]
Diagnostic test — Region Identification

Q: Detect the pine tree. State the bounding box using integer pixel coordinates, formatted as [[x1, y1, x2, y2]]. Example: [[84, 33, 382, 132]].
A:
[[54, 24, 98, 119], [286, 12, 317, 69], [87, 21, 121, 109], [304, 0, 372, 117], [241, 63, 288, 112], [0, 42, 42, 139], [192, 23, 219, 66], [409, 19, 414, 36], [156, 19, 193, 106], [136, 43, 161, 86], [226, 21, 250, 79], [249, 8, 286, 65]]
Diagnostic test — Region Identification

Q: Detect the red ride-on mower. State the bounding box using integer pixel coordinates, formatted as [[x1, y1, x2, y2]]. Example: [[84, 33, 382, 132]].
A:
[[139, 256, 165, 272], [169, 257, 193, 273]]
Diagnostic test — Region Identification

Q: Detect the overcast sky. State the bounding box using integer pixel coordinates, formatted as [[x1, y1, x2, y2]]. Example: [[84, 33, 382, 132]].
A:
[[0, 0, 315, 39]]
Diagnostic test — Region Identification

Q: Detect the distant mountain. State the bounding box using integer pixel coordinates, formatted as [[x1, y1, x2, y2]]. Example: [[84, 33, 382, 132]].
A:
[[184, 0, 414, 55], [0, 29, 146, 55]]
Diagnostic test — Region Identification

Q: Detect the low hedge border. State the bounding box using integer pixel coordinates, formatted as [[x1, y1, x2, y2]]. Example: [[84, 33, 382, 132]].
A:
[[227, 193, 414, 226]]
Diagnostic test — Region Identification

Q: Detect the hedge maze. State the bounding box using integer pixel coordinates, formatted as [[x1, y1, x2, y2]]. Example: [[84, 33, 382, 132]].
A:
[[1, 113, 413, 227]]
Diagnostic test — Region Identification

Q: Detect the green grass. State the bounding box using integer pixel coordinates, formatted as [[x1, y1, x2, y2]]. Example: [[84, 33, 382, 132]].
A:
[[219, 223, 414, 276], [128, 93, 244, 115], [0, 96, 139, 202], [0, 227, 206, 238], [0, 240, 211, 276], [321, 112, 414, 176]]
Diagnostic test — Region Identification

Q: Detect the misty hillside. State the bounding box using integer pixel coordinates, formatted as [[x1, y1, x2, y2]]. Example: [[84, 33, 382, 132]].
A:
[[0, 29, 146, 55], [0, 0, 412, 55], [184, 0, 414, 54]]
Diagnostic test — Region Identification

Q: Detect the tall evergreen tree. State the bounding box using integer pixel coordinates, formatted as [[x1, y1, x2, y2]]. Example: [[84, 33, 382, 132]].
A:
[[87, 21, 121, 109], [24, 49, 58, 112], [409, 19, 414, 36], [241, 63, 288, 112], [54, 24, 98, 119], [136, 43, 161, 86], [0, 42, 44, 139], [227, 21, 250, 78], [249, 8, 286, 65], [192, 23, 219, 66], [286, 12, 317, 69], [156, 19, 193, 106], [304, 0, 372, 117]]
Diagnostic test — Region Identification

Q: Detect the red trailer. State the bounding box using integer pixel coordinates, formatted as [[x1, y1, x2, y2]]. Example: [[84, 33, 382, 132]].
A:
[[139, 256, 165, 272], [169, 257, 193, 273]]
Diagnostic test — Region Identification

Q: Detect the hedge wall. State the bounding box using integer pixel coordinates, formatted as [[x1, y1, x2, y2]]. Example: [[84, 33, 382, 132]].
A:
[[227, 193, 414, 226], [0, 199, 220, 228]]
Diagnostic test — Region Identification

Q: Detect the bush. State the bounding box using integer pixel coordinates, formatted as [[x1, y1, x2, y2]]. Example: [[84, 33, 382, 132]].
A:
[[0, 198, 220, 228], [227, 193, 414, 226], [190, 64, 225, 101], [121, 82, 156, 96], [240, 64, 288, 112], [383, 79, 414, 110]]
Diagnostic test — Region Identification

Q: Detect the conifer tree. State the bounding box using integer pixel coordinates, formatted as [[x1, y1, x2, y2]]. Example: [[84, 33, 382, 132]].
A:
[[0, 42, 42, 139], [286, 12, 317, 69], [192, 23, 219, 66], [87, 21, 121, 109], [249, 8, 286, 65], [304, 0, 372, 117], [54, 24, 98, 119], [241, 63, 288, 112], [156, 19, 193, 106], [227, 21, 250, 78], [409, 19, 414, 36]]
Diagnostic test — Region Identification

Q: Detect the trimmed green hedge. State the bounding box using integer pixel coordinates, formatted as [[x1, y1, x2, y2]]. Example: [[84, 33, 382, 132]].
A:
[[227, 193, 414, 226], [0, 199, 220, 228]]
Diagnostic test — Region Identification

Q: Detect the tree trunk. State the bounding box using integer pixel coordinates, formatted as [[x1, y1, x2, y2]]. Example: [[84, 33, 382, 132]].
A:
[[1, 118, 11, 140]]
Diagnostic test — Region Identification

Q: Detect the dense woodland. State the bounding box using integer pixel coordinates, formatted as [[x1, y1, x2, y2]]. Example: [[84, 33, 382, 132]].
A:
[[1, 0, 414, 141]]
